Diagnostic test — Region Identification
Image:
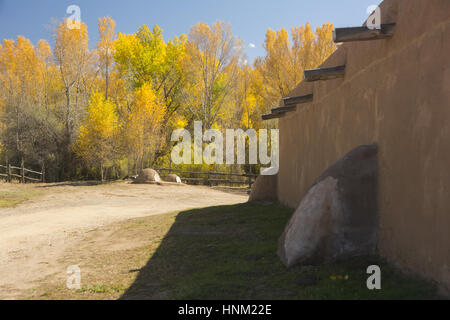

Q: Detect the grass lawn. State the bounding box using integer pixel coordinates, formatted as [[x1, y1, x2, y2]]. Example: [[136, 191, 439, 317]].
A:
[[32, 202, 440, 300]]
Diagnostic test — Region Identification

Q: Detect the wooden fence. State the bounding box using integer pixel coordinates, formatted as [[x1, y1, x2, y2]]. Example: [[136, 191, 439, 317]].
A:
[[0, 160, 44, 183], [155, 168, 258, 188]]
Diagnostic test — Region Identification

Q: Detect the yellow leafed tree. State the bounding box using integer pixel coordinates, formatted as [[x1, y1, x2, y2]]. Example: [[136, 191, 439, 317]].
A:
[[0, 36, 54, 163], [53, 19, 93, 178], [74, 91, 119, 181], [122, 82, 166, 172], [255, 22, 336, 112], [183, 22, 243, 129], [113, 25, 187, 162], [235, 65, 266, 130], [97, 17, 116, 100]]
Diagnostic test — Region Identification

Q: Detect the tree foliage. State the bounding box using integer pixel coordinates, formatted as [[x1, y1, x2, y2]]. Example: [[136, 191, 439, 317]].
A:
[[255, 22, 336, 110], [74, 91, 118, 180], [0, 17, 336, 181]]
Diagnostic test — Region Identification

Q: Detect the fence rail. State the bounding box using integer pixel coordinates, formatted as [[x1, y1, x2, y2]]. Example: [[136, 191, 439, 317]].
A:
[[0, 161, 45, 183], [155, 168, 258, 188]]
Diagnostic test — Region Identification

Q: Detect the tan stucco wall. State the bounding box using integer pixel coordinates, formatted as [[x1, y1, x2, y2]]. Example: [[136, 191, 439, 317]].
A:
[[277, 0, 450, 290]]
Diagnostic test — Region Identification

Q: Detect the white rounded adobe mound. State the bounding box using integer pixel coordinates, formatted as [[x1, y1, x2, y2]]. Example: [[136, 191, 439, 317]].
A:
[[134, 168, 161, 184], [165, 173, 182, 184]]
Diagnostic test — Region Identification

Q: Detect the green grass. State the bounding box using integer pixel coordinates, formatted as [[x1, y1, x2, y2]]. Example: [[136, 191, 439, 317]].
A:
[[30, 201, 440, 300], [0, 187, 43, 208], [121, 202, 440, 300], [78, 284, 127, 294]]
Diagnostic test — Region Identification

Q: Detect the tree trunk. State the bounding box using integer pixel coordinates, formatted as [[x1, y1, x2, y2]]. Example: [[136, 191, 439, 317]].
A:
[[105, 60, 109, 101]]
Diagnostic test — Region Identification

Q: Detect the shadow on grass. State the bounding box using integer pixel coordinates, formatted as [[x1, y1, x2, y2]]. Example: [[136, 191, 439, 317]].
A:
[[120, 202, 439, 300]]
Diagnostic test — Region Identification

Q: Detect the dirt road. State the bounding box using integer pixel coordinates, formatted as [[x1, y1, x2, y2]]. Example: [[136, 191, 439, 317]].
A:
[[0, 182, 248, 299]]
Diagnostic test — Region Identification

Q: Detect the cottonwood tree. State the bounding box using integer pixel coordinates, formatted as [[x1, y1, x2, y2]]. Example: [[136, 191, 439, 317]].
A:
[[53, 19, 93, 178], [182, 21, 244, 129], [113, 25, 188, 163], [97, 17, 116, 100], [233, 65, 266, 130], [74, 91, 119, 181], [254, 22, 336, 112], [0, 37, 57, 168], [120, 83, 166, 173]]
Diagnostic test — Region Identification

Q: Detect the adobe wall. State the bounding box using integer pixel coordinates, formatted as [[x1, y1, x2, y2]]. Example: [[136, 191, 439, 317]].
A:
[[277, 0, 450, 290]]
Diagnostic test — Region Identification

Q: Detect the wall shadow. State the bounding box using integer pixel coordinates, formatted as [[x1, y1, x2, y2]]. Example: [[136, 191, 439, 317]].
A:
[[120, 202, 293, 300]]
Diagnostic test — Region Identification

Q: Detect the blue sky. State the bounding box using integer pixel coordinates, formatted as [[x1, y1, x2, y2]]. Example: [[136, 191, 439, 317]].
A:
[[0, 0, 381, 62]]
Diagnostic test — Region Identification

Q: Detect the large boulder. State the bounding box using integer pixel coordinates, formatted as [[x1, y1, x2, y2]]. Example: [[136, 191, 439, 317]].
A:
[[134, 168, 161, 184], [165, 173, 182, 184], [249, 174, 277, 202], [278, 145, 378, 267]]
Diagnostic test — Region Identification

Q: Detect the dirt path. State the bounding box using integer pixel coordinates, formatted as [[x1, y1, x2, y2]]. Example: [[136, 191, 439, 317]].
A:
[[0, 182, 248, 299]]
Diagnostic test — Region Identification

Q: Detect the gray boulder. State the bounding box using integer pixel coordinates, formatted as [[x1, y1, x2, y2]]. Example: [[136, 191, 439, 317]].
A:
[[277, 145, 378, 267]]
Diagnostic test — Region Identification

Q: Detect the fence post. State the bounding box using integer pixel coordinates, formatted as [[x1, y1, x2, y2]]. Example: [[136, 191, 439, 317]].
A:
[[41, 163, 45, 183], [6, 159, 11, 183], [21, 159, 25, 183]]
